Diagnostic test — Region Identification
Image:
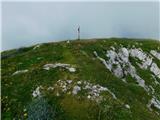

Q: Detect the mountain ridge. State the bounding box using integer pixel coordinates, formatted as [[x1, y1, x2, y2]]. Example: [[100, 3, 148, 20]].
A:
[[2, 38, 160, 120]]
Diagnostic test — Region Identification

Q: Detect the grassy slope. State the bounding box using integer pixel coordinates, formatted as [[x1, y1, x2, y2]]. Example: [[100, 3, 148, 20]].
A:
[[1, 38, 160, 120]]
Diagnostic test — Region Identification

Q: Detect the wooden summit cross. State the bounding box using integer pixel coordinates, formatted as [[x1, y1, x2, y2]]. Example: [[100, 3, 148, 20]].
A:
[[78, 26, 80, 40]]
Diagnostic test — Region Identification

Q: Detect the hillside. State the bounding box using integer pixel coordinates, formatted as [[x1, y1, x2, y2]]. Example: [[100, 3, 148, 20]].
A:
[[1, 38, 160, 120]]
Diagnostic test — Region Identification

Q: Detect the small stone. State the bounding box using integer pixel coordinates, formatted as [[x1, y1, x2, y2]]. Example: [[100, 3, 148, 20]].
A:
[[32, 86, 42, 98], [12, 69, 28, 76], [87, 95, 91, 99], [77, 81, 82, 85], [72, 85, 81, 95], [67, 40, 70, 43], [68, 67, 76, 72], [56, 92, 60, 96], [66, 80, 72, 84], [47, 87, 54, 91], [125, 104, 130, 109], [33, 44, 41, 50]]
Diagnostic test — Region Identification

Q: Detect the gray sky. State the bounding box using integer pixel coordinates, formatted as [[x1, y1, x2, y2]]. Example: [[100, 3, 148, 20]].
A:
[[2, 1, 159, 50]]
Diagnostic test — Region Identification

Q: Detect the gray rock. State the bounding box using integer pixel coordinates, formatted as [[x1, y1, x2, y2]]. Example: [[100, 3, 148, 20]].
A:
[[72, 85, 81, 95], [12, 69, 28, 76]]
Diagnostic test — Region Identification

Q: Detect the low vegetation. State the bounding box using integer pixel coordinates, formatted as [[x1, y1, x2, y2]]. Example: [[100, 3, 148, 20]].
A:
[[1, 38, 160, 120]]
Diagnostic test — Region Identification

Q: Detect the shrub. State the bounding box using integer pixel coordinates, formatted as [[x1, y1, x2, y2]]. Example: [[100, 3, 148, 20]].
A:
[[27, 97, 55, 120]]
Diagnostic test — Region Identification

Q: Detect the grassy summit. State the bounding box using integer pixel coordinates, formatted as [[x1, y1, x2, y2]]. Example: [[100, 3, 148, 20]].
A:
[[1, 38, 160, 120]]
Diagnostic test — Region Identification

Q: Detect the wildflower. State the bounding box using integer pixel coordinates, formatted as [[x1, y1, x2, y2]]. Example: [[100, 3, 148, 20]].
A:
[[24, 113, 27, 117]]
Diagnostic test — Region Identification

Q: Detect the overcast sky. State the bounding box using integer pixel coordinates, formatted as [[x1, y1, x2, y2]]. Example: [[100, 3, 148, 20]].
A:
[[2, 1, 159, 50]]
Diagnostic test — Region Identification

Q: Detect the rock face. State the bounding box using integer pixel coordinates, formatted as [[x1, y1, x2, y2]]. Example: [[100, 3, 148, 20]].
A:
[[94, 46, 160, 112], [94, 49, 148, 91], [150, 63, 160, 78], [129, 49, 160, 78], [148, 96, 160, 110], [129, 48, 152, 69], [130, 48, 146, 61], [118, 47, 129, 63], [113, 64, 123, 78], [150, 50, 160, 60], [94, 47, 160, 91]]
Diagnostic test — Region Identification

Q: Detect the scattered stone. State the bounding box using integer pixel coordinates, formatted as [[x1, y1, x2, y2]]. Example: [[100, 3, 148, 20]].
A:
[[37, 57, 42, 60], [32, 86, 43, 98], [87, 95, 91, 99], [72, 85, 81, 95], [33, 44, 41, 50], [12, 69, 28, 76], [110, 46, 115, 51], [66, 80, 72, 84], [47, 87, 54, 91], [43, 63, 76, 73], [68, 67, 76, 72], [56, 92, 60, 96], [43, 63, 69, 70], [77, 81, 82, 85], [33, 80, 117, 102], [122, 78, 127, 83], [66, 40, 70, 43], [125, 104, 130, 109]]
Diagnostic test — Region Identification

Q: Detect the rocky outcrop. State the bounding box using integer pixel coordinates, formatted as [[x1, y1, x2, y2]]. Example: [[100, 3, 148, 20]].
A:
[[94, 48, 148, 91], [94, 47, 160, 92]]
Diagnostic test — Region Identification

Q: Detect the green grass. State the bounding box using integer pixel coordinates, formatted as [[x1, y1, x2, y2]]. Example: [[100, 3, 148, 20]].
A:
[[1, 38, 160, 120]]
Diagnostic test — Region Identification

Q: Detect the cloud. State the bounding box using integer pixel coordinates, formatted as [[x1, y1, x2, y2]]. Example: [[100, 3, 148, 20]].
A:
[[2, 2, 159, 50]]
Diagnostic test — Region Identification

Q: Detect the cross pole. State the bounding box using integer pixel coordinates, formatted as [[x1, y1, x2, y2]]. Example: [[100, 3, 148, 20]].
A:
[[78, 26, 80, 40]]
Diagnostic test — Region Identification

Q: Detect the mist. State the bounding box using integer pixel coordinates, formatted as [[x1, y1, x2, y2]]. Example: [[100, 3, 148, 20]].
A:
[[2, 2, 159, 50]]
